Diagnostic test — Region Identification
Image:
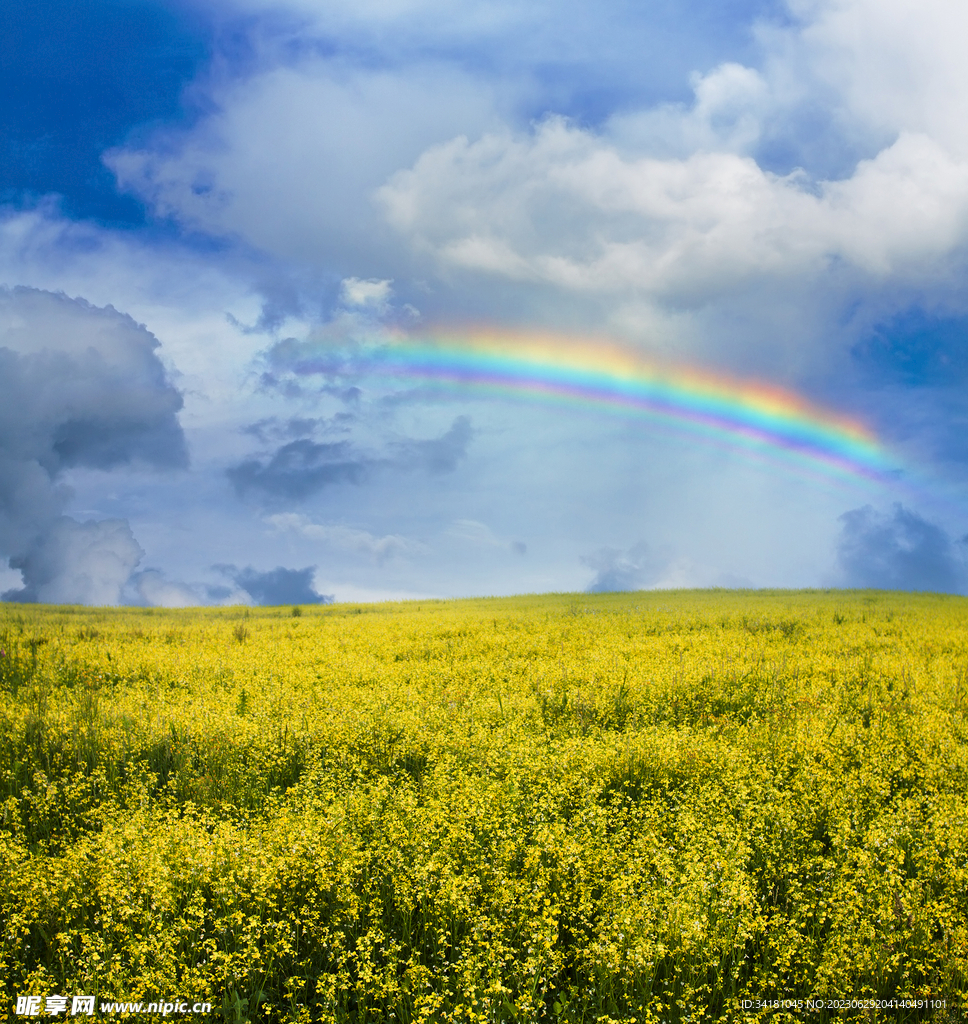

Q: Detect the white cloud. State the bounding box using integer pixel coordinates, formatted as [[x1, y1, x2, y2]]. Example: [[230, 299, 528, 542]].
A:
[[107, 62, 501, 271], [340, 277, 393, 308], [608, 62, 771, 158], [786, 0, 968, 155], [97, 0, 968, 379], [266, 511, 427, 563], [379, 118, 968, 303], [131, 569, 204, 608]]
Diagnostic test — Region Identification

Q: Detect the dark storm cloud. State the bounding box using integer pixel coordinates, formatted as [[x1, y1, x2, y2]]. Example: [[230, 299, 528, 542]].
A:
[[836, 504, 966, 594], [0, 288, 186, 484], [257, 336, 364, 398], [241, 415, 351, 444], [227, 439, 369, 499], [225, 276, 311, 335], [0, 287, 187, 604], [227, 416, 473, 500], [230, 565, 333, 606], [50, 414, 185, 471]]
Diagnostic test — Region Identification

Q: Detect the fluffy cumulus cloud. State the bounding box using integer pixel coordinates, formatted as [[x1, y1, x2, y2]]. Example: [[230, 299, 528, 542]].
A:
[[106, 0, 968, 354], [790, 0, 968, 154], [378, 120, 968, 304], [106, 64, 501, 275], [0, 287, 186, 604]]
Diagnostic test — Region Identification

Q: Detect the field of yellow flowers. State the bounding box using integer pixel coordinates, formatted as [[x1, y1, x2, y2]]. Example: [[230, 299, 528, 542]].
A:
[[1, 589, 966, 1023]]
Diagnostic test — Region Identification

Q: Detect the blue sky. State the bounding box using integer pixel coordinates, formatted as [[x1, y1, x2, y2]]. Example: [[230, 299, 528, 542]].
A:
[[2, 0, 968, 604]]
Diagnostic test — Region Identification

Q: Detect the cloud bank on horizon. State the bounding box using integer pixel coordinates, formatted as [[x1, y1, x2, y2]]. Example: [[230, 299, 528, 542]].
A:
[[2, 0, 968, 603]]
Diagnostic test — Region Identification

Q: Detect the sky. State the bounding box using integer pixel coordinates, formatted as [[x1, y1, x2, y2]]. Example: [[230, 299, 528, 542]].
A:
[[3, 0, 968, 605]]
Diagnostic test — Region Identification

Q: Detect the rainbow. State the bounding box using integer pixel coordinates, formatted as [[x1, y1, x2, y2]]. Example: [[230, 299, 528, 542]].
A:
[[272, 328, 900, 488]]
